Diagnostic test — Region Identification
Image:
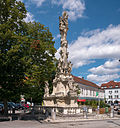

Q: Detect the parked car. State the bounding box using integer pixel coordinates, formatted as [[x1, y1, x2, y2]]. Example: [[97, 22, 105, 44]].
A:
[[0, 103, 4, 113], [16, 103, 25, 110], [117, 108, 120, 115], [8, 102, 17, 110]]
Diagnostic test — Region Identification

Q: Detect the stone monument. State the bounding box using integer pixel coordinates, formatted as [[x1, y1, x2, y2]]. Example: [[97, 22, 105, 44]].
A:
[[43, 11, 78, 107]]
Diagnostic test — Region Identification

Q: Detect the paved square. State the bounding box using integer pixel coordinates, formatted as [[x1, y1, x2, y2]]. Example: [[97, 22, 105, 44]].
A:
[[0, 119, 120, 128]]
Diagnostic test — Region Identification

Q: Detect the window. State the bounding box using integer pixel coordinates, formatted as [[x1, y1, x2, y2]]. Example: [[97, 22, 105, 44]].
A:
[[115, 85, 118, 88], [86, 90, 88, 95], [109, 91, 112, 94], [90, 90, 92, 96], [109, 95, 112, 99], [114, 95, 119, 99], [81, 88, 83, 95], [115, 90, 118, 93]]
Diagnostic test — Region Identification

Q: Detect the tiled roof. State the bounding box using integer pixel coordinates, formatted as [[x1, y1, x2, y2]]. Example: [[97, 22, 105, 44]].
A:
[[101, 81, 120, 89], [73, 76, 99, 89]]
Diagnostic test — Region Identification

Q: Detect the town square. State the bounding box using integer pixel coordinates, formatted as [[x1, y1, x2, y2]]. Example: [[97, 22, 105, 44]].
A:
[[0, 0, 120, 127]]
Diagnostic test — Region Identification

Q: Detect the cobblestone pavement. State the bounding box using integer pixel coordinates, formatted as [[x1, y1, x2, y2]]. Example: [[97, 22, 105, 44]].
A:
[[0, 119, 120, 128]]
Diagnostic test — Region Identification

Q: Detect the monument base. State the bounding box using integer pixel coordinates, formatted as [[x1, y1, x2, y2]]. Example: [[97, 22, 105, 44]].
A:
[[43, 12, 78, 109], [43, 95, 78, 107]]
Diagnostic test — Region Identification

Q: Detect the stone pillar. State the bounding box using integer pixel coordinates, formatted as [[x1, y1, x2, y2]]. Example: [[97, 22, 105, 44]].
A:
[[51, 108, 56, 120], [83, 106, 88, 119], [110, 105, 114, 118]]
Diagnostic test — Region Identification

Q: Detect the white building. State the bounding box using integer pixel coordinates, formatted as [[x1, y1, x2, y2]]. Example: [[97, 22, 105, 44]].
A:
[[101, 81, 120, 105], [73, 76, 104, 101]]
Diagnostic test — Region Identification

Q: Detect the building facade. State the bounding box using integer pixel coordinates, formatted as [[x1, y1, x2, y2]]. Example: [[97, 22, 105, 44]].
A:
[[101, 81, 120, 105], [73, 76, 104, 101]]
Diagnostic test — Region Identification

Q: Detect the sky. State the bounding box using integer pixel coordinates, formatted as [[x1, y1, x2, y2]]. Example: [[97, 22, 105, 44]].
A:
[[18, 0, 120, 86]]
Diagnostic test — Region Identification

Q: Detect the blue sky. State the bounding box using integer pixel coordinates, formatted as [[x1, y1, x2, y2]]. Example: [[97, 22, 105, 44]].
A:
[[18, 0, 120, 86]]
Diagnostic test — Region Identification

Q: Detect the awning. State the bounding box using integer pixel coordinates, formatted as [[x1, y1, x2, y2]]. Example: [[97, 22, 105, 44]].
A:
[[77, 99, 86, 102]]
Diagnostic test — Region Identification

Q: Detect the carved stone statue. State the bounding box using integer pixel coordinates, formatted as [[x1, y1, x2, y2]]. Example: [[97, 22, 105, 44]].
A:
[[51, 11, 77, 97], [44, 81, 49, 97], [43, 11, 78, 107], [68, 62, 72, 75], [59, 11, 68, 42]]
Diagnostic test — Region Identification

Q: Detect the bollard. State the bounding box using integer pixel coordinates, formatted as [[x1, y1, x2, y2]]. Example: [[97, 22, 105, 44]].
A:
[[97, 106, 100, 115], [12, 108, 15, 114], [83, 107, 87, 119], [51, 108, 56, 120], [31, 109, 35, 117], [110, 105, 114, 118], [45, 109, 49, 118], [83, 111, 87, 118]]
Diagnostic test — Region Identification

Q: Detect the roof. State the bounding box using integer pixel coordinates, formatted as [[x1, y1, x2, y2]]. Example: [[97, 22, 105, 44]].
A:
[[73, 75, 99, 89], [101, 81, 120, 89]]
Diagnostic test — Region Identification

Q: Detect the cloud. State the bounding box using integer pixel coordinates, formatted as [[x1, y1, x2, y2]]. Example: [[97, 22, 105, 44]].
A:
[[26, 0, 86, 21], [24, 12, 34, 22], [104, 59, 120, 69], [67, 24, 120, 68], [87, 74, 120, 85], [89, 59, 120, 75], [55, 24, 120, 85], [51, 0, 86, 21], [87, 59, 120, 85], [55, 47, 60, 59], [30, 0, 46, 7], [53, 34, 61, 40]]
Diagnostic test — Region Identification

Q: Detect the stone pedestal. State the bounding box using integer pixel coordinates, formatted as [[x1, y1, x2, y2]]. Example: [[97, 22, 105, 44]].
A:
[[43, 95, 78, 107]]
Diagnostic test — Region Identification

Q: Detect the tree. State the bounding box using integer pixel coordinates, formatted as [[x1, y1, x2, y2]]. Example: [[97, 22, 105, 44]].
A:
[[0, 0, 56, 115], [0, 0, 29, 115], [23, 22, 56, 104]]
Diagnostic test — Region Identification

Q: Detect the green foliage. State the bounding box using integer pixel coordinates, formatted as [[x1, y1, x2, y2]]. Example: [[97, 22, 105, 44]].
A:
[[0, 0, 28, 102], [23, 22, 56, 103], [84, 100, 110, 109], [0, 0, 29, 115], [85, 100, 91, 106], [99, 100, 110, 108], [77, 90, 81, 95], [0, 0, 56, 107]]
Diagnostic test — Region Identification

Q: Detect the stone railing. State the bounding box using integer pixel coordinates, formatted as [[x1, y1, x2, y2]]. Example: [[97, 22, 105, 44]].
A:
[[33, 105, 93, 116]]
